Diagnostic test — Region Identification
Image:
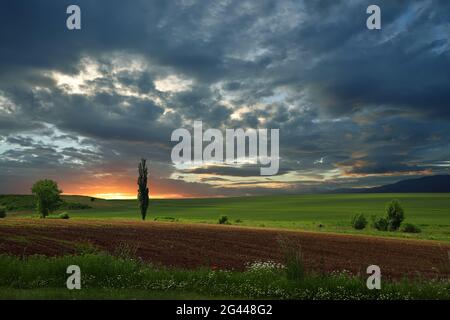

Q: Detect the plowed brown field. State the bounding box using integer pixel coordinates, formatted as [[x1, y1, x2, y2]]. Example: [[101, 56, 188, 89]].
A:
[[0, 219, 449, 279]]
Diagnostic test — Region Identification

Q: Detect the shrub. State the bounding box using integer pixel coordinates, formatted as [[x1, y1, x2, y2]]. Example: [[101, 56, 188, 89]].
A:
[[235, 219, 242, 223], [401, 223, 421, 233], [58, 212, 70, 219], [372, 215, 388, 231], [0, 207, 6, 218], [218, 215, 229, 224], [351, 213, 367, 230], [386, 200, 405, 231]]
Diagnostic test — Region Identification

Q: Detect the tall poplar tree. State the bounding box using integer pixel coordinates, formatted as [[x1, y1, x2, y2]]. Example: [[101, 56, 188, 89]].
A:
[[137, 159, 149, 220]]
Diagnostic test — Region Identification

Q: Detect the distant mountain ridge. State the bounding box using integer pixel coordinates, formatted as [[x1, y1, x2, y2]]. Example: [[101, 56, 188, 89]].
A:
[[336, 175, 450, 193]]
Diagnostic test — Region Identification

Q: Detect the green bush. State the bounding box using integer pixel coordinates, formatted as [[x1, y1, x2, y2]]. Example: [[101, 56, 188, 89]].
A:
[[58, 212, 70, 219], [386, 200, 405, 231], [401, 223, 421, 233], [218, 215, 229, 224], [0, 207, 6, 218], [372, 216, 388, 231], [351, 213, 367, 230]]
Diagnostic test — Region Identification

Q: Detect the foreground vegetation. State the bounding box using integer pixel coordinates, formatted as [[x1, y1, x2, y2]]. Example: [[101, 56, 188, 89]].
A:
[[0, 253, 448, 300]]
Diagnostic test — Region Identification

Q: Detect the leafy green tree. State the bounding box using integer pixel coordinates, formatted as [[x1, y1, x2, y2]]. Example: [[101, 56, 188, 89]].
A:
[[31, 179, 62, 218], [386, 199, 405, 231], [137, 159, 149, 220]]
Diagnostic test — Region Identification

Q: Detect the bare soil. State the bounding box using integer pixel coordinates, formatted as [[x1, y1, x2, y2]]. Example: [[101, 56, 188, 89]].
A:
[[0, 218, 449, 279]]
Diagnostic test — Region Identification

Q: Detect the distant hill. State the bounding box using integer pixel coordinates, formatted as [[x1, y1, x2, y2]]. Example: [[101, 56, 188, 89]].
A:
[[0, 195, 94, 211], [336, 175, 450, 193]]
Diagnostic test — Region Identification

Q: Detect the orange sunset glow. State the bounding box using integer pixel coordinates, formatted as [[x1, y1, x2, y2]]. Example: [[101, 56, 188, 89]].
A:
[[60, 183, 185, 199], [57, 175, 198, 200]]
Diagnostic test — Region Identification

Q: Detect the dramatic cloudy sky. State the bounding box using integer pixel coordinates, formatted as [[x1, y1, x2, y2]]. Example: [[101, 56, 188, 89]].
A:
[[0, 0, 449, 198]]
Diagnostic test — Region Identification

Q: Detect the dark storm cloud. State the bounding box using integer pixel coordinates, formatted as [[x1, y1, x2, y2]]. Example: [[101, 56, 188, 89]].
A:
[[5, 136, 35, 147], [1, 0, 449, 196], [181, 164, 290, 177], [0, 0, 275, 81], [0, 115, 44, 134], [299, 1, 450, 119]]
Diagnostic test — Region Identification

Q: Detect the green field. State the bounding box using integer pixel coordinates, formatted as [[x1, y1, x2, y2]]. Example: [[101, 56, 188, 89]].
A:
[[5, 193, 450, 242]]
